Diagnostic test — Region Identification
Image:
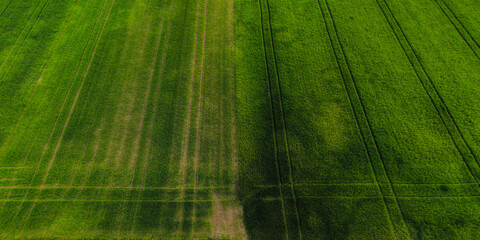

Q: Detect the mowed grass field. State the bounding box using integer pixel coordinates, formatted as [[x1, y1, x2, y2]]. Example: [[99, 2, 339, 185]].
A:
[[0, 0, 479, 239], [0, 0, 245, 239], [236, 0, 480, 239]]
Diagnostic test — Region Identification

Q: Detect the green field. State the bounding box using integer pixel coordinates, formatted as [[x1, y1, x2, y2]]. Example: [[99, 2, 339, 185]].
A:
[[0, 0, 479, 239]]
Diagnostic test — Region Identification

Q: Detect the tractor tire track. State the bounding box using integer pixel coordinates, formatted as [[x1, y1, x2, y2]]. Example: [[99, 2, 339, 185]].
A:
[[319, 0, 412, 238], [10, 0, 115, 233], [0, 0, 43, 72], [192, 0, 208, 234], [177, 0, 204, 234], [129, 0, 169, 187], [432, 0, 479, 59], [0, 0, 80, 213], [257, 0, 289, 238], [0, 0, 80, 161], [26, 0, 109, 189], [118, 0, 169, 235], [0, 0, 13, 18], [40, 0, 116, 188], [375, 0, 480, 185], [0, 0, 52, 81], [131, 0, 176, 231], [1, 0, 110, 236], [314, 0, 398, 237], [262, 0, 303, 238]]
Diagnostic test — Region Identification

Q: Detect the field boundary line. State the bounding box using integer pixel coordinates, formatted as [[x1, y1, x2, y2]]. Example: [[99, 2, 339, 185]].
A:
[[0, 0, 52, 81], [257, 0, 289, 238], [192, 0, 208, 235], [10, 0, 116, 234], [131, 0, 176, 231], [317, 0, 412, 238], [375, 0, 480, 184], [263, 0, 303, 238], [1, 0, 111, 236], [432, 0, 480, 59]]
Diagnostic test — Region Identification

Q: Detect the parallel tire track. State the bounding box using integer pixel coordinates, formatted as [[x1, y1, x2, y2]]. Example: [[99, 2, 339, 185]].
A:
[[263, 0, 303, 238], [131, 0, 176, 231], [0, 0, 51, 81], [315, 0, 398, 237], [375, 0, 480, 184], [432, 0, 480, 59], [40, 0, 116, 188], [0, 0, 13, 17], [192, 0, 209, 234], [0, 0, 80, 212], [6, 0, 115, 235], [26, 0, 109, 189], [116, 0, 169, 234], [317, 0, 411, 238], [0, 0, 43, 71], [129, 0, 169, 187], [1, 0, 110, 235], [0, 0, 80, 161], [177, 0, 204, 234], [257, 0, 289, 238]]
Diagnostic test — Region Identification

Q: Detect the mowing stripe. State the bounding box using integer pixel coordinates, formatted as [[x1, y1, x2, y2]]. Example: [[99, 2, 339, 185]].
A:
[[192, 0, 209, 235], [263, 0, 303, 238], [317, 0, 411, 238], [257, 0, 289, 238], [375, 0, 480, 184], [432, 0, 480, 59]]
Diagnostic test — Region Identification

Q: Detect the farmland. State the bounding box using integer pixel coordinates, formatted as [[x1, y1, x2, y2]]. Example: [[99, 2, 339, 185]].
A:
[[236, 0, 480, 239], [0, 0, 479, 239], [0, 0, 243, 238]]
